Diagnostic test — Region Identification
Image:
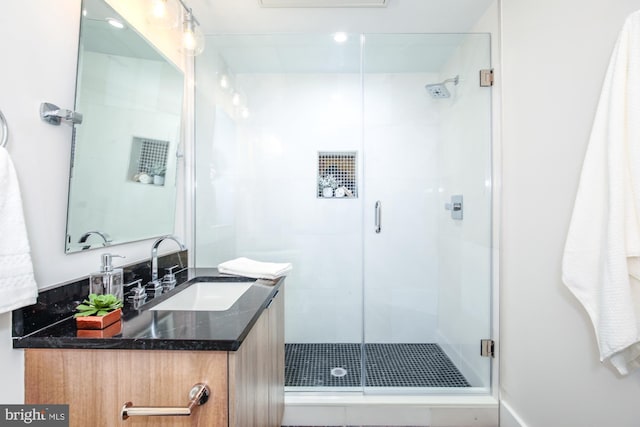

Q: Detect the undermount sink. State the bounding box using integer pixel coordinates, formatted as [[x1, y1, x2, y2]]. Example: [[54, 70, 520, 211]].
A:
[[151, 281, 254, 312]]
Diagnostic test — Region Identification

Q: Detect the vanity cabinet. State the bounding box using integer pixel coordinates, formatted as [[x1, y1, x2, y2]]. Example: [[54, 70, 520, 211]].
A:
[[24, 286, 284, 427]]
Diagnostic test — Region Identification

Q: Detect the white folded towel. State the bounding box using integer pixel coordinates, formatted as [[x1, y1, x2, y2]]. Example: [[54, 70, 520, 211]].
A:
[[0, 147, 38, 313], [218, 257, 292, 280], [562, 10, 640, 375]]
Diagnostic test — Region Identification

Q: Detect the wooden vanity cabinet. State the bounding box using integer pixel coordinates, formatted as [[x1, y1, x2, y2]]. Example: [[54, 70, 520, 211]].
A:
[[24, 286, 284, 427], [229, 286, 284, 426]]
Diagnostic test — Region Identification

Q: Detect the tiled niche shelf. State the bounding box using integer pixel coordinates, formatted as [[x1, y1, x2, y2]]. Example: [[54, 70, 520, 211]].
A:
[[317, 151, 358, 199], [127, 137, 169, 186]]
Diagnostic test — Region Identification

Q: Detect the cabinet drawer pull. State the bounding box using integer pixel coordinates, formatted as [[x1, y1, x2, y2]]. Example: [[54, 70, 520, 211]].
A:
[[121, 383, 210, 420]]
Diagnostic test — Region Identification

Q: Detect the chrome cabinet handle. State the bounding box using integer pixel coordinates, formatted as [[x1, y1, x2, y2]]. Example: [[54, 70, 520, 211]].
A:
[[121, 383, 209, 420], [375, 201, 382, 233]]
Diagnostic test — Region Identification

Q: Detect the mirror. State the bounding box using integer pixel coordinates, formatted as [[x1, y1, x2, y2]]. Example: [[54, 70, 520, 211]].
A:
[[65, 0, 184, 253]]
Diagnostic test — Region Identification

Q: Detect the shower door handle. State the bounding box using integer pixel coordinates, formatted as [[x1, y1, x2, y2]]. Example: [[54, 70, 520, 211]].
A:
[[375, 201, 381, 233]]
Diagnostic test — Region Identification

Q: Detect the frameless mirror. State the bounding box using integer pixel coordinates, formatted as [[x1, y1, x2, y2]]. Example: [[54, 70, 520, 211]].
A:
[[65, 0, 184, 253]]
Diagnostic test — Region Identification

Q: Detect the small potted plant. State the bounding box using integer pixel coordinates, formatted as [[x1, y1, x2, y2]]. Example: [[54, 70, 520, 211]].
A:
[[75, 293, 123, 330], [318, 174, 338, 198], [149, 163, 166, 186]]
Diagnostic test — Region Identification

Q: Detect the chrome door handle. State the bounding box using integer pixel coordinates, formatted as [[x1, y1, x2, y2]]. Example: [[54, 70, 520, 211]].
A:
[[375, 201, 381, 233]]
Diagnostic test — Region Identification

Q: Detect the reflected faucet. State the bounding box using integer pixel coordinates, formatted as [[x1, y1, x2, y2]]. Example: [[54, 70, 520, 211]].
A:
[[148, 235, 186, 294], [78, 230, 112, 250]]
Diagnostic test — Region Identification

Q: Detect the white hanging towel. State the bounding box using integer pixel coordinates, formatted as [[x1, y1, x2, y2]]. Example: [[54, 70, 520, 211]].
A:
[[562, 10, 640, 375], [218, 257, 292, 280], [0, 147, 37, 313]]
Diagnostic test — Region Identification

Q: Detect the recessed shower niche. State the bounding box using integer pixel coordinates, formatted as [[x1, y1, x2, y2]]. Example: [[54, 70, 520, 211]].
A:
[[317, 151, 358, 198], [127, 137, 169, 185]]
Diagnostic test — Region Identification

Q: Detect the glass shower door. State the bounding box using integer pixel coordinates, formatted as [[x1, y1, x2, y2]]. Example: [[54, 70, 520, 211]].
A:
[[361, 33, 493, 392]]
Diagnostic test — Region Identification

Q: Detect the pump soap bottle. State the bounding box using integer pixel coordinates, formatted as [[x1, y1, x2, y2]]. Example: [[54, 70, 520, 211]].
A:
[[90, 253, 124, 301]]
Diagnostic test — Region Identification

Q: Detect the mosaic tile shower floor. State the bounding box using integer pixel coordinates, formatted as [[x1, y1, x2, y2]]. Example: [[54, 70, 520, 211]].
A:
[[285, 343, 470, 388]]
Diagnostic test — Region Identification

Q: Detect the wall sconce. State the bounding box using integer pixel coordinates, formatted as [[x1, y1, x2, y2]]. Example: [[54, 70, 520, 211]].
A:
[[147, 0, 205, 56], [178, 1, 205, 56], [147, 0, 179, 29]]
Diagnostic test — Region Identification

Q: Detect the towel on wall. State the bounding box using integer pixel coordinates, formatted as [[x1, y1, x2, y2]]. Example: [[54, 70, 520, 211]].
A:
[[562, 10, 640, 375], [0, 147, 37, 313], [218, 257, 292, 280]]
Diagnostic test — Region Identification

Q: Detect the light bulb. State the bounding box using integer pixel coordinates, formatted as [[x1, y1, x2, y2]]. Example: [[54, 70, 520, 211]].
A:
[[182, 11, 205, 56], [241, 108, 250, 119], [152, 0, 166, 18], [219, 75, 229, 89], [232, 92, 241, 106], [184, 29, 196, 50], [147, 0, 178, 29]]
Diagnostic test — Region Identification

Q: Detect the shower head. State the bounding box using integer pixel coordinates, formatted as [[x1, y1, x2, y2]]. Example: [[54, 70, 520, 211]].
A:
[[425, 75, 459, 99]]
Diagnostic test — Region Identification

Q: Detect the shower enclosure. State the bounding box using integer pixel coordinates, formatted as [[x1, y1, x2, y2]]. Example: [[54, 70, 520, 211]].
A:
[[194, 33, 493, 396]]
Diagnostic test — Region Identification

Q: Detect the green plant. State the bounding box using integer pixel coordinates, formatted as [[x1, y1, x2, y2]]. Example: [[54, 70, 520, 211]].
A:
[[149, 163, 166, 177], [74, 293, 123, 317]]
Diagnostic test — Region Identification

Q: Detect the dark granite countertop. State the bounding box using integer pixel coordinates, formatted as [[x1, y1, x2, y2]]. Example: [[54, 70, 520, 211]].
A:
[[12, 268, 283, 352]]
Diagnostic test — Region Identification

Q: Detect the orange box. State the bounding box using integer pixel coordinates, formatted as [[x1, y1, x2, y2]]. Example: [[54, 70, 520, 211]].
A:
[[75, 308, 122, 330]]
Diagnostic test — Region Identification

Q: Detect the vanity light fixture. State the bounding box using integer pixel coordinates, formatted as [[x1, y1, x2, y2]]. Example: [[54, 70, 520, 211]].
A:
[[219, 74, 229, 89], [147, 0, 205, 56], [147, 0, 179, 29], [232, 92, 241, 106], [181, 7, 205, 56]]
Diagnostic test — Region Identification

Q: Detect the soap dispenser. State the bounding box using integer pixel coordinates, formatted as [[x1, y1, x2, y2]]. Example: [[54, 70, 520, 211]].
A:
[[90, 253, 124, 301]]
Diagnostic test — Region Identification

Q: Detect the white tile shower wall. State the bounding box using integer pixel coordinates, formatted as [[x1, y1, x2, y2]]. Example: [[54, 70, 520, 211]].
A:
[[436, 34, 492, 387], [198, 70, 442, 343], [234, 73, 364, 343], [363, 73, 441, 344]]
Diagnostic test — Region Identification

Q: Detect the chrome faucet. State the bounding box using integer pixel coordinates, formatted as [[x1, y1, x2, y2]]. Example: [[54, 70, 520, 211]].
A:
[[78, 230, 112, 250], [148, 235, 186, 294]]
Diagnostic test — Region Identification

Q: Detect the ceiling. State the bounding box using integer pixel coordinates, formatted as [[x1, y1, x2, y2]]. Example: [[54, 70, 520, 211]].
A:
[[81, 0, 165, 61], [207, 33, 489, 74], [189, 0, 494, 73], [188, 0, 495, 34]]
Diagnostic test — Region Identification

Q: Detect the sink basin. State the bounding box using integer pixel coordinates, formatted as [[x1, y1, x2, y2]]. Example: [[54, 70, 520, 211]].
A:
[[150, 281, 254, 312]]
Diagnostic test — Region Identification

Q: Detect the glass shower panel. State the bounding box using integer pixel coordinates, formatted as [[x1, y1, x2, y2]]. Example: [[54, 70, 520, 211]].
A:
[[194, 34, 365, 391], [361, 33, 493, 392]]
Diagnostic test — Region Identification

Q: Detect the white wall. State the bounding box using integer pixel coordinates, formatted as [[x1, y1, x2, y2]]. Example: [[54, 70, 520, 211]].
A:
[[501, 0, 640, 425], [0, 0, 187, 404]]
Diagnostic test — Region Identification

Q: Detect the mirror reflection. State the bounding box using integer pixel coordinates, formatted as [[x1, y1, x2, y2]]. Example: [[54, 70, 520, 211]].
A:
[[65, 0, 184, 253]]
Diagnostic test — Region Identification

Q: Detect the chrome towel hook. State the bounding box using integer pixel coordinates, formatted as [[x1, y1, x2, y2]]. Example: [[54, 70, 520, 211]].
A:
[[0, 109, 8, 148], [40, 102, 83, 126]]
